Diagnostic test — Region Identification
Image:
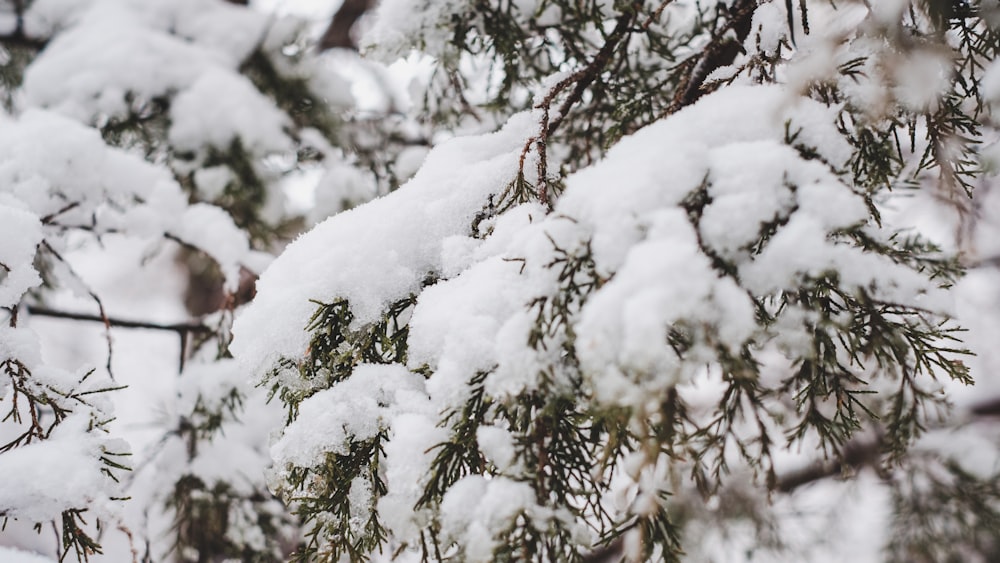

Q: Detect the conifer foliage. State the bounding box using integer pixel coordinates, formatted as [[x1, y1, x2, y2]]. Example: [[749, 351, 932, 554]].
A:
[[0, 0, 378, 560], [232, 1, 998, 561], [234, 0, 1000, 561], [3, 0, 1000, 562]]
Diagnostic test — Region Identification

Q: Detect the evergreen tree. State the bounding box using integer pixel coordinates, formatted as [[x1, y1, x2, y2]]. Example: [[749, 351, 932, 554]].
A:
[[233, 0, 1000, 561], [3, 0, 1000, 562], [0, 0, 399, 560]]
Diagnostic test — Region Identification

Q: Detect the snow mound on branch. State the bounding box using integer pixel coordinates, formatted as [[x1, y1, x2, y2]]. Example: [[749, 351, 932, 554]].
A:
[[270, 364, 429, 471], [0, 431, 118, 522], [398, 85, 920, 408], [0, 326, 126, 525], [230, 111, 538, 375], [234, 82, 944, 420], [20, 0, 95, 37], [235, 84, 954, 556], [439, 475, 547, 562], [0, 109, 183, 226], [0, 206, 43, 308], [168, 68, 292, 154], [0, 109, 254, 289], [23, 5, 216, 120], [22, 0, 298, 160], [559, 85, 942, 403]]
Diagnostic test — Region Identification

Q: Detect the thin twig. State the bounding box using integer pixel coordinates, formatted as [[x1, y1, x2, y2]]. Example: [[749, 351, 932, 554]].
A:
[[665, 0, 757, 115], [39, 241, 117, 379], [40, 202, 81, 225], [523, 5, 642, 208], [25, 305, 211, 334], [545, 8, 638, 138]]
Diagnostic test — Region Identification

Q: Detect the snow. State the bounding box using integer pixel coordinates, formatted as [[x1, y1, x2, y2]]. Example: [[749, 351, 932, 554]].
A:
[[22, 0, 272, 122], [377, 412, 447, 539], [0, 0, 367, 558], [362, 0, 465, 61], [0, 109, 258, 291], [168, 68, 293, 155], [891, 48, 953, 111], [167, 0, 270, 65], [229, 78, 969, 561], [307, 156, 379, 223], [0, 109, 178, 224], [231, 111, 539, 375], [0, 427, 120, 523], [193, 165, 235, 201], [476, 425, 517, 472], [0, 0, 992, 558], [269, 363, 428, 471], [0, 206, 42, 308], [409, 255, 541, 405], [574, 214, 756, 406], [171, 204, 252, 290], [21, 0, 94, 38], [23, 9, 213, 120], [235, 78, 966, 558], [438, 475, 539, 562], [0, 547, 56, 563], [748, 1, 789, 56]]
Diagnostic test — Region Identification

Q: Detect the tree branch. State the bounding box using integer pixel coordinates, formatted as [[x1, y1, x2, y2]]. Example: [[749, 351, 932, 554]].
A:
[[24, 305, 212, 334], [776, 435, 883, 493], [668, 0, 756, 113], [777, 394, 1000, 493], [0, 0, 47, 52], [0, 29, 46, 51], [318, 0, 374, 51]]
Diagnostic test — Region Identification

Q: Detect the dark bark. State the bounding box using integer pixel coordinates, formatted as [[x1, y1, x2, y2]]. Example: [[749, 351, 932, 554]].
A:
[[318, 0, 373, 51], [672, 0, 756, 110]]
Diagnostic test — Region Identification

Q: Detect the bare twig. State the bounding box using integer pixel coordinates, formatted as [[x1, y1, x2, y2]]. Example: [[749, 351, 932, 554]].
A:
[[776, 435, 883, 493], [24, 305, 211, 334], [40, 202, 81, 225], [24, 304, 212, 374], [522, 4, 642, 208], [544, 8, 639, 138], [38, 241, 118, 379], [666, 0, 757, 114]]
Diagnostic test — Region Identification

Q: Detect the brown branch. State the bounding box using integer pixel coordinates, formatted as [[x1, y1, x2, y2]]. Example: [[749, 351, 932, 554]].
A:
[[581, 541, 625, 563], [777, 393, 1000, 492], [775, 436, 883, 493], [667, 0, 757, 113], [25, 303, 211, 373], [0, 0, 47, 52], [522, 4, 643, 208], [38, 240, 119, 378], [545, 7, 639, 138], [40, 202, 81, 225], [578, 393, 1000, 560], [0, 30, 44, 50], [24, 305, 212, 334], [318, 0, 374, 51], [970, 397, 1000, 417]]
